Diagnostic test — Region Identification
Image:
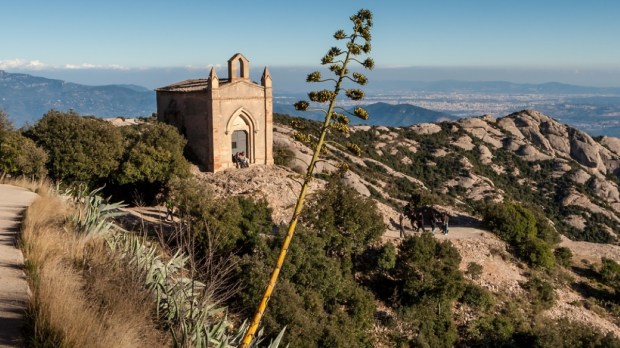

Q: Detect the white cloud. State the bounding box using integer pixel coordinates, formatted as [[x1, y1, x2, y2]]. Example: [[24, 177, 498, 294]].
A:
[[0, 59, 50, 70], [63, 63, 129, 70], [0, 58, 129, 71], [185, 63, 222, 70]]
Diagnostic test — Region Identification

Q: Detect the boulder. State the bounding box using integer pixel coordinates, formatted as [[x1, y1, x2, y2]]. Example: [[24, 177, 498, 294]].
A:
[[452, 135, 476, 151], [599, 136, 620, 156], [478, 144, 493, 164], [497, 117, 524, 139], [410, 123, 441, 135], [568, 128, 606, 173]]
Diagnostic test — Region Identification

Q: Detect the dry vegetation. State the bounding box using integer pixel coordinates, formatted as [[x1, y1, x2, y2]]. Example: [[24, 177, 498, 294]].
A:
[[19, 186, 167, 347]]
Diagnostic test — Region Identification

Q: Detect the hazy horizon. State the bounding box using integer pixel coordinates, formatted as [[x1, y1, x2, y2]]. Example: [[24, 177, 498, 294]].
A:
[[3, 1, 620, 90], [4, 65, 620, 92]]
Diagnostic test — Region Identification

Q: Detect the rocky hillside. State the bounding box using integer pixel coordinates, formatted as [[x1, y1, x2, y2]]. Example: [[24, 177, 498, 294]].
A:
[[191, 110, 620, 339], [286, 109, 620, 245], [196, 109, 620, 248]]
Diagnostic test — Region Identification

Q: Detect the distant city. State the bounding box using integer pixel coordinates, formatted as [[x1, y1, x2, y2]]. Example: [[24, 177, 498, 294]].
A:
[[276, 89, 620, 137]]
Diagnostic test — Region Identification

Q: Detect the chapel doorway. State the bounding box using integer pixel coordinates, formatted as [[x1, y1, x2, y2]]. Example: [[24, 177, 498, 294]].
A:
[[231, 130, 248, 158]]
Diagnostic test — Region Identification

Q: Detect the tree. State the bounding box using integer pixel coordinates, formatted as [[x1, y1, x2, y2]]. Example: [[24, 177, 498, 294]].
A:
[[390, 233, 465, 347], [241, 9, 374, 346], [0, 131, 48, 178], [116, 122, 189, 186], [234, 225, 376, 347], [482, 201, 557, 269], [27, 110, 123, 185], [0, 110, 48, 178], [394, 233, 464, 306], [0, 110, 13, 137], [303, 178, 384, 263]]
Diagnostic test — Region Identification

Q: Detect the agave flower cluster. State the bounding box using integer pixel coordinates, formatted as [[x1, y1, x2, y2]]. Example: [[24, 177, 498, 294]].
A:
[[292, 8, 373, 157]]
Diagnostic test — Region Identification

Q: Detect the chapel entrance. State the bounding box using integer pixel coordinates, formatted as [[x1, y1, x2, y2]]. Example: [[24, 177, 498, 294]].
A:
[[231, 130, 248, 158]]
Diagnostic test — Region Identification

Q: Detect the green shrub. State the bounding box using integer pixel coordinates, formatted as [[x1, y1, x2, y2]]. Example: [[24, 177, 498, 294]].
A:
[[400, 299, 458, 348], [466, 262, 484, 280], [600, 258, 620, 301], [523, 277, 556, 311], [116, 122, 189, 186], [273, 142, 295, 166], [483, 201, 557, 269], [303, 177, 385, 264], [393, 232, 465, 306], [234, 225, 376, 347], [0, 130, 47, 178], [554, 247, 573, 267], [377, 243, 397, 271], [28, 110, 123, 185], [460, 284, 494, 310]]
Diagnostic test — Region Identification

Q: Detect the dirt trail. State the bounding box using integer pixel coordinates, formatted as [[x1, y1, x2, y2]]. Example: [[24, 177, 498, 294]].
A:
[[0, 184, 38, 347]]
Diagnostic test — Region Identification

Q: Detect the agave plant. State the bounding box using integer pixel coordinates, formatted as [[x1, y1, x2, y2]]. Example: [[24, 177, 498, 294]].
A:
[[69, 186, 126, 237], [104, 219, 284, 347], [68, 187, 285, 347]]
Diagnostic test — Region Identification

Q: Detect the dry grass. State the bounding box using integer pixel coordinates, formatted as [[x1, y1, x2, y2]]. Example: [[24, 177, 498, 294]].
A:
[[21, 188, 169, 347], [0, 174, 53, 195]]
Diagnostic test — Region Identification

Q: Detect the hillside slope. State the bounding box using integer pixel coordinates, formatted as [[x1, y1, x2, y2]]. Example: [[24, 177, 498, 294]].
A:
[[0, 70, 155, 125], [191, 110, 620, 338]]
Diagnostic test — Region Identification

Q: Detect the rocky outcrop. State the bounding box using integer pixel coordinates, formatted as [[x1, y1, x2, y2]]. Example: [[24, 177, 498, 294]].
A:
[[410, 123, 441, 135]]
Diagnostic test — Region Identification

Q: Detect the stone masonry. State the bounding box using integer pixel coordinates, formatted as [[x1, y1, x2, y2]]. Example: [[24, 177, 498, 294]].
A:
[[156, 53, 273, 172]]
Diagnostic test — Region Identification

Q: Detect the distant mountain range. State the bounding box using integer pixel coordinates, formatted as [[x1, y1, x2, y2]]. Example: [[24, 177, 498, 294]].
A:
[[274, 101, 456, 126], [3, 69, 620, 132], [0, 70, 155, 126]]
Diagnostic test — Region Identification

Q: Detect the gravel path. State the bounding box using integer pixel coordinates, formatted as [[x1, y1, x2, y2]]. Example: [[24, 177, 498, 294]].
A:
[[0, 184, 38, 347]]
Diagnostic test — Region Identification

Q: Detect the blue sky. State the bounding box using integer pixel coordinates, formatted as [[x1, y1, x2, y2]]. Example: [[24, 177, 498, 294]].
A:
[[2, 0, 620, 87]]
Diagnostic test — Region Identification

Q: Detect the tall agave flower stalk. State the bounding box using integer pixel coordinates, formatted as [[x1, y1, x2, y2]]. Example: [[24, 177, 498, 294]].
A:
[[241, 8, 374, 347]]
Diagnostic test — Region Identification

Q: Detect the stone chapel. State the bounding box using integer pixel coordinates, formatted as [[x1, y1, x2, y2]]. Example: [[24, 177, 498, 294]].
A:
[[155, 53, 273, 172]]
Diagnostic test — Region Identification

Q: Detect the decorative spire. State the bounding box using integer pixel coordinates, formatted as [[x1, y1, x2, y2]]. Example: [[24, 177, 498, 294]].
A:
[[209, 67, 219, 89], [261, 67, 272, 88]]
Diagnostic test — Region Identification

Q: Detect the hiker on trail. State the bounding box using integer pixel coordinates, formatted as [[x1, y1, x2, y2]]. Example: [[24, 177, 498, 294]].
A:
[[416, 211, 425, 232], [441, 212, 449, 235], [430, 212, 437, 234], [165, 199, 174, 221]]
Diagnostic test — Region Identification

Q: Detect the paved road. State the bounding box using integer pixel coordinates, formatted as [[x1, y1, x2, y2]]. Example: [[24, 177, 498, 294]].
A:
[[0, 185, 38, 348]]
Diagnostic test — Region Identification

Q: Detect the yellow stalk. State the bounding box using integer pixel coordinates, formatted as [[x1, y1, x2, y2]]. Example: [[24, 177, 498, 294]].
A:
[[240, 46, 355, 348]]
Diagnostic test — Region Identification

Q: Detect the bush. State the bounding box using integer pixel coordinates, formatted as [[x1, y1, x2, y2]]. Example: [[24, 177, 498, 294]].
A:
[[234, 225, 376, 347], [483, 201, 557, 269], [273, 142, 295, 166], [303, 177, 385, 264], [600, 258, 620, 301], [377, 243, 397, 271], [116, 122, 189, 186], [393, 232, 464, 306], [466, 262, 484, 280], [169, 177, 273, 257], [28, 110, 123, 185], [554, 247, 573, 267], [0, 130, 48, 178], [523, 277, 556, 311], [461, 284, 494, 310]]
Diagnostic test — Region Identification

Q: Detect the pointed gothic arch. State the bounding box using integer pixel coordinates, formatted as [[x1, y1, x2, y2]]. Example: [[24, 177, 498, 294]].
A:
[[225, 107, 258, 163]]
